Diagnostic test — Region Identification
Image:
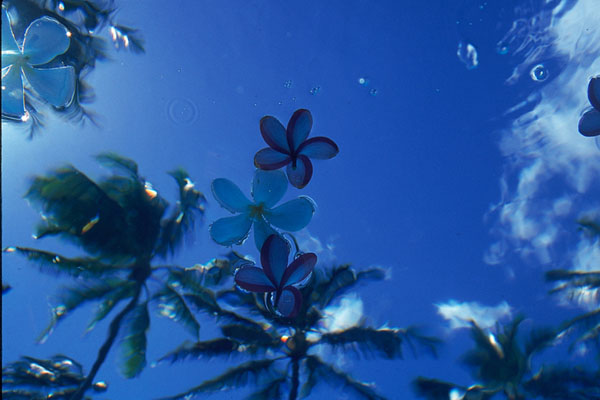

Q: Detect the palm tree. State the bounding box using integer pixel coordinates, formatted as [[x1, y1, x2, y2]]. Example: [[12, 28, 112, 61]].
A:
[[3, 153, 206, 400], [545, 218, 600, 361], [2, 354, 107, 400], [158, 262, 440, 400], [412, 317, 600, 399]]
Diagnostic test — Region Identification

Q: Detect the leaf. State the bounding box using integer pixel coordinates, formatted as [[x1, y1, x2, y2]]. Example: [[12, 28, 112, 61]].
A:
[[159, 339, 240, 363], [246, 375, 287, 400], [153, 283, 201, 339], [304, 355, 387, 400], [38, 278, 129, 343], [95, 152, 139, 177], [523, 365, 600, 399], [220, 324, 278, 349], [118, 302, 150, 378], [319, 327, 404, 359], [157, 359, 276, 399], [87, 281, 137, 332], [412, 377, 460, 400], [4, 247, 123, 278], [313, 265, 386, 308], [156, 169, 205, 257]]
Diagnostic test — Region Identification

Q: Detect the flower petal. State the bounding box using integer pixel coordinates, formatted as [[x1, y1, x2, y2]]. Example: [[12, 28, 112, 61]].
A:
[[260, 115, 289, 153], [579, 108, 600, 137], [286, 155, 313, 189], [287, 109, 312, 152], [251, 169, 287, 208], [264, 196, 316, 231], [260, 234, 290, 286], [253, 217, 278, 252], [298, 137, 339, 159], [23, 65, 75, 107], [2, 8, 20, 69], [235, 266, 276, 292], [1, 65, 25, 118], [209, 213, 252, 246], [212, 178, 252, 213], [588, 76, 600, 111], [254, 148, 291, 170], [22, 16, 71, 65], [281, 253, 316, 287], [276, 286, 302, 317]]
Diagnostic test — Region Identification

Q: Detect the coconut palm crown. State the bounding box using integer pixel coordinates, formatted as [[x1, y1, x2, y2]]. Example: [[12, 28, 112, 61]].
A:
[[3, 153, 206, 399], [158, 258, 440, 400]]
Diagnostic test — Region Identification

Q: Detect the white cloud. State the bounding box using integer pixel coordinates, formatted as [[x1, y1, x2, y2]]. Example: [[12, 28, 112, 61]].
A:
[[294, 229, 337, 265], [319, 294, 364, 333], [436, 300, 512, 330], [487, 0, 600, 266]]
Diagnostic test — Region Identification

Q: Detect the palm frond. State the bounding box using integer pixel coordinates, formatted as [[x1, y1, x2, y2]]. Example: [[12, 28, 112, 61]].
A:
[[412, 377, 462, 400], [3, 247, 123, 278], [577, 218, 600, 238], [246, 375, 287, 400], [109, 24, 146, 54], [38, 278, 130, 343], [547, 269, 600, 291], [159, 339, 240, 363], [153, 283, 201, 339], [220, 324, 278, 350], [95, 153, 139, 177], [523, 327, 557, 358], [25, 166, 131, 260], [312, 265, 386, 308], [524, 365, 600, 399], [561, 308, 600, 348], [118, 302, 150, 378], [158, 359, 277, 400], [86, 281, 137, 332], [304, 355, 386, 400], [318, 327, 404, 359], [156, 169, 206, 257]]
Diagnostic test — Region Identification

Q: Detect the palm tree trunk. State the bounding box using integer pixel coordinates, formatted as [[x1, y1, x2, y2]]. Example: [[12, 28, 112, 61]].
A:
[[289, 358, 300, 400], [70, 284, 142, 400]]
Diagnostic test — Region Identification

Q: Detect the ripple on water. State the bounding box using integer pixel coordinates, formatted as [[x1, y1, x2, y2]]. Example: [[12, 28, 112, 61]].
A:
[[166, 97, 198, 126]]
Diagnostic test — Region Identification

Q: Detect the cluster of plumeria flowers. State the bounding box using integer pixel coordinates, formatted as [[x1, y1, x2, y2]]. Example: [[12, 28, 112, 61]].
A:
[[1, 6, 76, 121], [210, 109, 339, 317]]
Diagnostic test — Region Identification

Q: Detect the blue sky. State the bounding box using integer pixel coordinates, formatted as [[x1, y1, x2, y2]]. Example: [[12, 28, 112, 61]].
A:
[[2, 0, 599, 399]]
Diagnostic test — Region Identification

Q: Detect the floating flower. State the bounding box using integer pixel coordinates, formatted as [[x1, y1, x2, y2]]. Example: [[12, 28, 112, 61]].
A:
[[234, 234, 316, 317], [1, 6, 76, 119], [578, 76, 600, 137], [254, 109, 339, 189], [210, 169, 315, 251]]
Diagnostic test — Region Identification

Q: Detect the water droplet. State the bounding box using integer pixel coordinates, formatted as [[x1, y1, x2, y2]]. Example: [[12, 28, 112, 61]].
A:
[[4, 247, 16, 253], [358, 77, 370, 86], [369, 88, 378, 96], [93, 381, 108, 392], [176, 67, 182, 73], [309, 86, 321, 95], [283, 80, 293, 88], [166, 97, 198, 126], [530, 64, 548, 81], [278, 101, 283, 105], [55, 305, 67, 316], [457, 41, 479, 69], [292, 96, 296, 102], [158, 303, 177, 319], [497, 44, 509, 55]]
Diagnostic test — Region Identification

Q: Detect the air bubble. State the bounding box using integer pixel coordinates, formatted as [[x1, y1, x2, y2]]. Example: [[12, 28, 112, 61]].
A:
[[284, 80, 293, 88], [457, 41, 478, 69], [309, 86, 321, 95], [358, 77, 370, 86], [166, 97, 198, 126], [370, 88, 378, 96], [530, 64, 548, 82]]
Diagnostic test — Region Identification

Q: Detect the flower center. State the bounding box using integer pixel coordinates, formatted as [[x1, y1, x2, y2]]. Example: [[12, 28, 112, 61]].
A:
[[249, 203, 265, 220]]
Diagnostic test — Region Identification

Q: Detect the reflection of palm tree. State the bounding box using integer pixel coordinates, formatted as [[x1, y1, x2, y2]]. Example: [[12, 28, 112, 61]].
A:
[[2, 354, 108, 399], [413, 317, 600, 399], [159, 263, 440, 400], [545, 218, 600, 361], [4, 154, 206, 400]]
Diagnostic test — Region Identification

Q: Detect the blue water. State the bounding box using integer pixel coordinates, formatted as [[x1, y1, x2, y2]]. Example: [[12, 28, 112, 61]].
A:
[[2, 0, 600, 399]]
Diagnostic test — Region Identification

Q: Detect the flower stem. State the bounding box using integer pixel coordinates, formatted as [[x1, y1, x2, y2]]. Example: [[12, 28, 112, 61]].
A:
[[289, 358, 300, 400]]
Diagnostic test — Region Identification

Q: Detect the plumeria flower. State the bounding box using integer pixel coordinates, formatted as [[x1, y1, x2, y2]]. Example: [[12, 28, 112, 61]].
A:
[[210, 169, 315, 251], [2, 6, 76, 120], [254, 109, 339, 189], [235, 234, 316, 317], [579, 75, 600, 137]]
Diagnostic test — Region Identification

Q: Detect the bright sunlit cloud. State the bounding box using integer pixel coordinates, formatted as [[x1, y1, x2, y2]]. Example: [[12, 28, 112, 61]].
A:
[[436, 300, 512, 330], [486, 0, 600, 266]]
